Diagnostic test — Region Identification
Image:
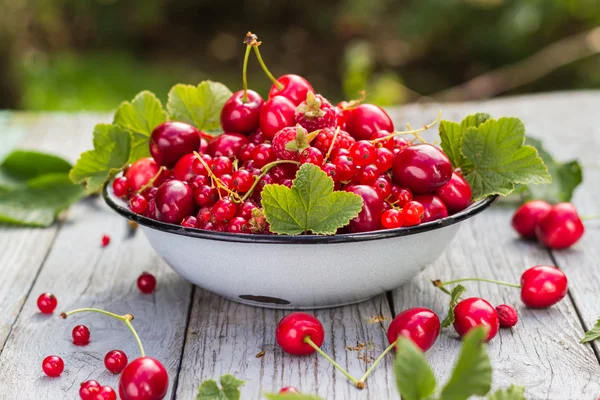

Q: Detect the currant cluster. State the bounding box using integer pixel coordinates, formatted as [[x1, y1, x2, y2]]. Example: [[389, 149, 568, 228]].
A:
[[112, 33, 472, 234]]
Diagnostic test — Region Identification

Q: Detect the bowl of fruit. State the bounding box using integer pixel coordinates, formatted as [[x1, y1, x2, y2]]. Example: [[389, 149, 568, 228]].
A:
[[73, 33, 549, 309]]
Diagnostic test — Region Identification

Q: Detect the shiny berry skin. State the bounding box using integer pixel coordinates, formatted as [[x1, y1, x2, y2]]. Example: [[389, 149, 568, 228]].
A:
[[349, 140, 377, 167], [435, 172, 472, 214], [118, 357, 168, 400], [150, 121, 201, 168], [381, 209, 403, 229], [237, 200, 258, 219], [193, 185, 218, 207], [260, 96, 296, 140], [414, 194, 448, 223], [269, 74, 314, 106], [213, 198, 237, 222], [391, 185, 412, 207], [181, 216, 198, 228], [220, 90, 264, 135], [191, 154, 213, 176], [250, 143, 276, 168], [276, 312, 325, 355], [331, 153, 356, 182], [125, 158, 160, 193], [96, 386, 117, 400], [137, 272, 157, 294], [272, 126, 301, 161], [392, 144, 452, 194], [207, 133, 249, 159], [129, 194, 149, 215], [112, 177, 130, 197], [356, 164, 380, 186], [496, 305, 518, 328], [535, 203, 585, 249], [387, 307, 440, 351], [279, 387, 299, 394], [313, 127, 355, 157], [211, 156, 233, 177], [345, 104, 394, 141], [173, 154, 197, 182], [231, 169, 254, 193], [189, 175, 209, 190], [154, 180, 195, 224], [402, 201, 424, 226], [227, 217, 250, 233], [321, 163, 337, 180], [72, 324, 91, 345], [345, 185, 385, 232], [37, 292, 57, 314], [520, 265, 567, 308], [294, 92, 337, 132], [239, 143, 256, 162], [453, 297, 499, 342], [374, 147, 394, 173], [101, 234, 111, 247], [105, 350, 128, 374], [80, 380, 101, 399], [42, 355, 64, 377], [248, 129, 265, 144], [299, 147, 324, 166], [372, 176, 392, 199], [511, 200, 552, 239]]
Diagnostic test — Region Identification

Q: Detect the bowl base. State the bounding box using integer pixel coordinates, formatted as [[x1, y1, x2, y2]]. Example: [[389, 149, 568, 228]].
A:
[[221, 291, 381, 310]]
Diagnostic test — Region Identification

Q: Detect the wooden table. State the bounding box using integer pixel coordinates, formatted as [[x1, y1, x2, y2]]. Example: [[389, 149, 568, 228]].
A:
[[0, 92, 599, 400]]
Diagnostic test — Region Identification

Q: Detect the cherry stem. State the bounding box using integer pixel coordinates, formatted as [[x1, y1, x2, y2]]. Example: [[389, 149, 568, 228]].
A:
[[356, 340, 396, 387], [252, 46, 284, 90], [240, 159, 300, 202], [242, 45, 252, 103], [370, 110, 442, 144], [439, 277, 521, 289], [581, 215, 600, 221], [61, 308, 145, 357], [303, 336, 360, 388]]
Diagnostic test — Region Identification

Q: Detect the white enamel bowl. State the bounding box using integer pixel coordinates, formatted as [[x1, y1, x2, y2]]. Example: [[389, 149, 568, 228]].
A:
[[104, 181, 496, 309]]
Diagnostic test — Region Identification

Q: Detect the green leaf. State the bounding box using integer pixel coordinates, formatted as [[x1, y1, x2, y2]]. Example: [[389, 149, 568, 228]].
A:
[[394, 336, 437, 400], [220, 374, 244, 400], [487, 385, 526, 400], [0, 173, 85, 227], [441, 285, 467, 328], [196, 375, 244, 400], [69, 124, 132, 194], [264, 393, 324, 400], [261, 164, 364, 235], [1, 150, 72, 181], [439, 113, 490, 170], [113, 90, 167, 162], [461, 117, 551, 201], [580, 318, 600, 343], [460, 113, 491, 129], [440, 326, 492, 400], [167, 81, 232, 131]]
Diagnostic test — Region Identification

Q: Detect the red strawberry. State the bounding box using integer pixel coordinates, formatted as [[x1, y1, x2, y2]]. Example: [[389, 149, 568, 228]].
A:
[[313, 127, 355, 158], [295, 92, 337, 132]]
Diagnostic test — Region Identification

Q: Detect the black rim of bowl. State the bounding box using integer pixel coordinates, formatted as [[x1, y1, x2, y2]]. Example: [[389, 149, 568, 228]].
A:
[[103, 180, 497, 244]]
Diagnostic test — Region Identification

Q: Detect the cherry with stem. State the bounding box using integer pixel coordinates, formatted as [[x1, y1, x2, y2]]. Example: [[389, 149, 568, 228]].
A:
[[302, 336, 363, 389], [245, 32, 283, 91]]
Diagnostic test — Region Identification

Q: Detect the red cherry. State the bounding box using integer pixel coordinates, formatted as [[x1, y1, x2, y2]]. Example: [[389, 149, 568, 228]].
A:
[[220, 90, 264, 135], [72, 324, 91, 345], [435, 172, 472, 214], [535, 203, 584, 249], [401, 201, 424, 227], [413, 194, 448, 223], [345, 104, 394, 141], [259, 96, 296, 140], [125, 158, 160, 193], [137, 272, 157, 294], [96, 386, 117, 400], [387, 307, 440, 352], [279, 387, 300, 394], [207, 133, 250, 159], [80, 380, 101, 399], [154, 180, 195, 224], [276, 312, 325, 355], [453, 297, 499, 342], [345, 185, 385, 232], [511, 200, 552, 239], [381, 209, 403, 229], [173, 154, 197, 182], [150, 121, 200, 168], [268, 74, 314, 106], [37, 292, 57, 314], [392, 144, 452, 194], [105, 350, 129, 374], [118, 357, 168, 400], [112, 176, 130, 198], [42, 355, 64, 377], [520, 265, 567, 308], [495, 304, 518, 328]]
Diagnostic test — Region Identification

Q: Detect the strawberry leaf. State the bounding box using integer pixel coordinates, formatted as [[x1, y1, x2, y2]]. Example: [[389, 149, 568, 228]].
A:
[[264, 393, 324, 400], [394, 336, 437, 400], [580, 318, 600, 343], [441, 284, 467, 328], [167, 81, 232, 132], [196, 374, 244, 400], [487, 385, 526, 400], [261, 163, 363, 235]]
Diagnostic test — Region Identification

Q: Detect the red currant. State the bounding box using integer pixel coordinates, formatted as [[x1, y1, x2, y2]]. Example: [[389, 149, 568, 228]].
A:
[[321, 163, 337, 180], [331, 153, 356, 182], [520, 265, 567, 308], [511, 200, 552, 239], [390, 185, 412, 207], [227, 217, 251, 233], [37, 292, 57, 314], [101, 234, 111, 247], [356, 164, 379, 186], [232, 169, 254, 193], [387, 307, 440, 351], [80, 380, 101, 399], [72, 324, 91, 345], [220, 90, 264, 135], [194, 185, 218, 207], [250, 143, 276, 168], [105, 350, 128, 374], [435, 172, 472, 214], [96, 386, 117, 400], [154, 180, 195, 224], [453, 297, 499, 342], [374, 147, 394, 173], [496, 304, 518, 328], [392, 144, 452, 194], [213, 198, 238, 222], [112, 176, 130, 198], [345, 185, 385, 232], [181, 215, 198, 228], [248, 129, 265, 145], [414, 194, 448, 223], [276, 312, 325, 355], [211, 156, 234, 177], [189, 175, 209, 190], [268, 74, 314, 106], [129, 194, 149, 215], [535, 203, 584, 249], [372, 176, 392, 199], [125, 158, 160, 193], [137, 272, 157, 294], [402, 201, 424, 226], [345, 104, 394, 141], [42, 355, 64, 377], [349, 140, 377, 167], [118, 357, 168, 400], [259, 96, 296, 140], [237, 200, 258, 219], [239, 143, 256, 162], [381, 209, 403, 229], [150, 122, 200, 168], [299, 147, 324, 166]]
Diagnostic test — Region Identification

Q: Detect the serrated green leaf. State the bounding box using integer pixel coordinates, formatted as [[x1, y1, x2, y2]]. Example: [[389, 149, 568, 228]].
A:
[[69, 124, 132, 194], [167, 81, 232, 131], [264, 393, 324, 400], [196, 380, 222, 399], [261, 164, 364, 235], [487, 385, 526, 400], [461, 117, 551, 201], [440, 327, 492, 400], [441, 285, 467, 328], [580, 318, 600, 343], [220, 374, 244, 400], [460, 113, 491, 129], [196, 375, 245, 400], [440, 120, 470, 170], [394, 336, 437, 400]]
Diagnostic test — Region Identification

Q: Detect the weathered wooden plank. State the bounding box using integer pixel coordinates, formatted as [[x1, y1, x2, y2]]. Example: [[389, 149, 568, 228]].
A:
[[176, 290, 396, 399]]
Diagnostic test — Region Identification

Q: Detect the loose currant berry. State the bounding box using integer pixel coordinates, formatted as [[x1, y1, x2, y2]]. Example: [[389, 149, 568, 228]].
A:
[[392, 144, 452, 193], [276, 312, 325, 355], [299, 147, 324, 166], [453, 297, 499, 342], [312, 127, 355, 157], [137, 272, 157, 294], [372, 176, 392, 200], [345, 185, 385, 232], [260, 96, 296, 140], [520, 265, 567, 308], [294, 91, 337, 132], [181, 216, 198, 228], [390, 185, 412, 207], [349, 140, 377, 167], [381, 209, 403, 229], [250, 143, 277, 168], [272, 126, 303, 161], [332, 153, 356, 182], [227, 217, 251, 233], [279, 387, 299, 394], [496, 305, 518, 328], [80, 380, 101, 399], [72, 324, 91, 345], [213, 198, 238, 222], [129, 194, 149, 215], [101, 235, 111, 247], [150, 122, 200, 168], [414, 194, 448, 223], [511, 200, 552, 239], [96, 386, 117, 400], [118, 357, 169, 400], [112, 176, 130, 198], [535, 203, 585, 249], [356, 164, 380, 186], [402, 201, 424, 227], [125, 158, 160, 193], [435, 172, 472, 214], [374, 147, 394, 173], [269, 74, 314, 106], [211, 156, 234, 177], [220, 90, 264, 135], [345, 104, 394, 141], [37, 292, 57, 314], [194, 185, 218, 207], [154, 180, 195, 224], [42, 355, 64, 377], [105, 350, 129, 374], [232, 169, 254, 193], [387, 307, 440, 351], [207, 133, 250, 159]]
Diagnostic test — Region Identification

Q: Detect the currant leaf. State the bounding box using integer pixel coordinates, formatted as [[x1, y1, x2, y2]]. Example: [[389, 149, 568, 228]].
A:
[[393, 336, 437, 400], [167, 81, 232, 132], [196, 374, 244, 400], [439, 113, 489, 170], [580, 318, 600, 343], [0, 150, 72, 190], [487, 385, 526, 400], [261, 164, 364, 235], [441, 284, 467, 328], [264, 393, 324, 400]]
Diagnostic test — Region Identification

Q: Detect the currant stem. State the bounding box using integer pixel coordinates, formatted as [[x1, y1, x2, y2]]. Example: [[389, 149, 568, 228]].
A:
[[356, 340, 396, 387], [252, 46, 284, 90], [323, 126, 341, 164], [61, 308, 146, 357], [135, 166, 165, 195], [303, 336, 360, 387], [240, 159, 300, 202], [439, 277, 521, 289], [371, 110, 442, 144], [193, 151, 241, 201], [242, 45, 252, 103]]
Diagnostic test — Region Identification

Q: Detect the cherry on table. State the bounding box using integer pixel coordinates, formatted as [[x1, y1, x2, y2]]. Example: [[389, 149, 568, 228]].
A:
[[220, 90, 264, 135], [392, 144, 453, 194], [345, 104, 394, 141], [37, 292, 57, 314], [101, 234, 111, 247], [105, 350, 129, 374], [80, 380, 101, 399], [279, 386, 300, 394], [150, 121, 201, 168], [137, 272, 157, 294], [276, 312, 325, 355], [435, 172, 472, 214], [520, 265, 567, 308], [42, 355, 64, 377], [511, 200, 552, 239], [268, 74, 314, 106], [72, 324, 91, 345], [535, 202, 584, 249], [125, 158, 160, 193], [345, 185, 385, 233], [259, 96, 296, 140], [118, 357, 169, 400], [387, 307, 440, 352], [453, 297, 499, 342]]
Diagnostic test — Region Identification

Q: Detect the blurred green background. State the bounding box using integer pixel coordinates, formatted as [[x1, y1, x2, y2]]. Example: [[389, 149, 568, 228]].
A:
[[1, 0, 599, 111]]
